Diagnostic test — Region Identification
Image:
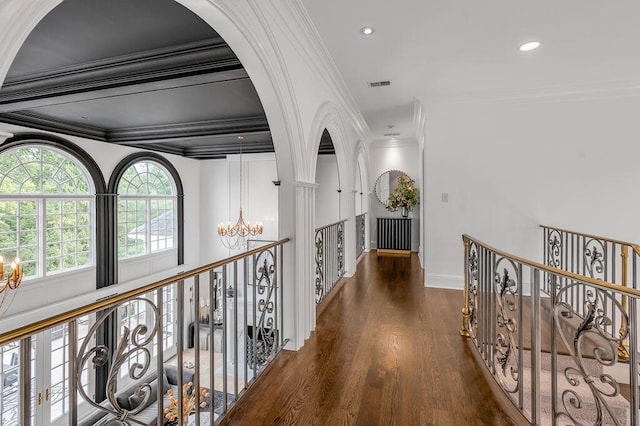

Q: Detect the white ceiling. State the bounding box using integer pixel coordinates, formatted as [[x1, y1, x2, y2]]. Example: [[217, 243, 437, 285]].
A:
[[302, 0, 640, 141]]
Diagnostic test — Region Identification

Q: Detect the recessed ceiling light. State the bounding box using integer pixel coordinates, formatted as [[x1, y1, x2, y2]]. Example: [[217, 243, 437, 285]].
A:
[[519, 41, 540, 52], [237, 135, 244, 140], [360, 27, 374, 36]]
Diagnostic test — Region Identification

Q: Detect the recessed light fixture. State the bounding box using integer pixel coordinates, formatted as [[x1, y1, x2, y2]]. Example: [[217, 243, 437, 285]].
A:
[[360, 27, 374, 36], [237, 135, 244, 140], [519, 41, 540, 52]]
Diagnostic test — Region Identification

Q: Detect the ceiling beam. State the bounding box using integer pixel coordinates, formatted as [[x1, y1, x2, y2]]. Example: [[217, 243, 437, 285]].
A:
[[0, 38, 247, 113], [108, 117, 269, 142], [0, 111, 107, 140], [0, 111, 270, 144]]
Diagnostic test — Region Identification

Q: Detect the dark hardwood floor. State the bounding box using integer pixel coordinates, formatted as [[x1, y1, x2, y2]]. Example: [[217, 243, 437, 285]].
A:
[[220, 252, 517, 426]]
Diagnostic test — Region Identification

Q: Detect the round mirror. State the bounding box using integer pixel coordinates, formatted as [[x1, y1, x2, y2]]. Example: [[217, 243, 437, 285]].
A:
[[374, 170, 407, 205]]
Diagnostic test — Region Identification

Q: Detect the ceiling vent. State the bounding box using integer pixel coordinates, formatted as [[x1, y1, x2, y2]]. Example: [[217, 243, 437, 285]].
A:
[[369, 80, 391, 88], [383, 132, 400, 137]]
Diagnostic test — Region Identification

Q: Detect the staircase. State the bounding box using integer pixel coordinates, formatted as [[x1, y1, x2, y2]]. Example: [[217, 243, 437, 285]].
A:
[[519, 351, 630, 425], [496, 297, 631, 425]]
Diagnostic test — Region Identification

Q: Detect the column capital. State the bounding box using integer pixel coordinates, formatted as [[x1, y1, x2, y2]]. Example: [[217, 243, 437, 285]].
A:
[[294, 180, 319, 189]]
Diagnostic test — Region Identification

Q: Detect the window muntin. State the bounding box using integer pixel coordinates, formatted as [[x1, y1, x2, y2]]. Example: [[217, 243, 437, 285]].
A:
[[117, 162, 176, 259], [0, 146, 94, 278]]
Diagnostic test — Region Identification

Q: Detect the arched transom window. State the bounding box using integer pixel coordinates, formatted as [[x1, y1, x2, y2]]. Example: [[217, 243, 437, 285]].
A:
[[117, 161, 176, 258], [0, 145, 94, 278]]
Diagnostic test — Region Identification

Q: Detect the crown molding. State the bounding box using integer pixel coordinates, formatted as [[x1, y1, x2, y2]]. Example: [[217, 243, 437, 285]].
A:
[[0, 111, 274, 158], [426, 78, 640, 106], [278, 1, 372, 141], [0, 111, 106, 140], [108, 116, 269, 142], [0, 38, 246, 113]]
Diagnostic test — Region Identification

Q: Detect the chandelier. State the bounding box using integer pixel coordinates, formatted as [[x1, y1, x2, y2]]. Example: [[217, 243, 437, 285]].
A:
[[217, 136, 263, 250], [0, 255, 23, 315]]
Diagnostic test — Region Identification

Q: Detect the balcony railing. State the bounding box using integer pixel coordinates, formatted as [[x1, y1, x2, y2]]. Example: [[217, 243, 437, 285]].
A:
[[541, 224, 640, 361], [461, 234, 639, 425], [315, 220, 346, 304], [0, 238, 289, 426], [355, 213, 366, 259]]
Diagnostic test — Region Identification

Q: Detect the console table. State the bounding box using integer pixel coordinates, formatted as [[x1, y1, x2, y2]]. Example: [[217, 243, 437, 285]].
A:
[[377, 218, 411, 256]]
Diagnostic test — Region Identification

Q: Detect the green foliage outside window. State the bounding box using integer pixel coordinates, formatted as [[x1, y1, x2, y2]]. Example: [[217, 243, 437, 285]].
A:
[[117, 161, 176, 259], [0, 146, 93, 278]]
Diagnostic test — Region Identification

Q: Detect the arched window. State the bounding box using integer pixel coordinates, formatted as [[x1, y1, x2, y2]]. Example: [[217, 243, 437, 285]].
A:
[[0, 145, 94, 278], [116, 161, 177, 259]]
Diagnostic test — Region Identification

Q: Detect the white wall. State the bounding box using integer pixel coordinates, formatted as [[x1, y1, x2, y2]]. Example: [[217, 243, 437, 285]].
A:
[[199, 153, 279, 263], [368, 139, 421, 252], [424, 94, 640, 289], [315, 154, 340, 228]]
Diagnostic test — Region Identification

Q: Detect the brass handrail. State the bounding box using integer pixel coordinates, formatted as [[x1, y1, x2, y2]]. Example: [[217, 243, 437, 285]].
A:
[[462, 234, 640, 298], [0, 237, 290, 345], [461, 233, 640, 422], [315, 219, 347, 233]]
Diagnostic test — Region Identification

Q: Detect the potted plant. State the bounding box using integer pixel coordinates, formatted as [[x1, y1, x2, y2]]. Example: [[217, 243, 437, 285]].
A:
[[386, 175, 419, 217]]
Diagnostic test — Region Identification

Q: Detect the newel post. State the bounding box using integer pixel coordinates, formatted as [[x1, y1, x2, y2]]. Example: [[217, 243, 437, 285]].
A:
[[460, 236, 470, 337], [618, 245, 630, 361]]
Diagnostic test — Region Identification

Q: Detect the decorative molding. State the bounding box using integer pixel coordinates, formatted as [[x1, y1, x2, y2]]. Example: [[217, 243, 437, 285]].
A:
[[285, 1, 372, 141], [426, 78, 640, 106], [0, 38, 244, 112], [294, 180, 319, 189], [0, 112, 274, 158], [412, 98, 426, 141], [183, 141, 275, 159], [108, 116, 269, 142], [0, 111, 107, 140]]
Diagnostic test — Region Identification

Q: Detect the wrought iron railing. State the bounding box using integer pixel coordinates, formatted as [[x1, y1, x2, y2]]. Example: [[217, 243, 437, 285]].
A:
[[461, 234, 639, 425], [0, 238, 289, 426], [315, 220, 346, 304], [356, 213, 366, 259], [541, 224, 640, 361]]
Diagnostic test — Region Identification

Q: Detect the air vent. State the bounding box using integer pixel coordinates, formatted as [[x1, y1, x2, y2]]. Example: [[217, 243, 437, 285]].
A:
[[383, 133, 400, 137], [369, 80, 391, 87]]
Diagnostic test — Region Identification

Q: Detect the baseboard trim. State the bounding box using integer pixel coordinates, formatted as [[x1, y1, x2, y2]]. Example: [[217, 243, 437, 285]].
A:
[[425, 273, 464, 290]]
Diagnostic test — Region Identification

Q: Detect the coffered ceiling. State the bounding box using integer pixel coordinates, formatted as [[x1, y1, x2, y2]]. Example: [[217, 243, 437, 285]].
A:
[[0, 0, 335, 159]]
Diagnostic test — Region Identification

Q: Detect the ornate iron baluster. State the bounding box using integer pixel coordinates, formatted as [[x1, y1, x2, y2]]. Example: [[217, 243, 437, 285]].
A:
[[493, 262, 520, 396], [315, 229, 325, 304], [467, 244, 479, 339], [554, 286, 628, 425], [251, 249, 277, 368], [584, 239, 605, 280], [76, 298, 160, 425], [337, 221, 344, 278]]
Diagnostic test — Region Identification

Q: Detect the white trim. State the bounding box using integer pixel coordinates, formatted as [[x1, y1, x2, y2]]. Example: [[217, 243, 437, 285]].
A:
[[294, 180, 319, 189], [424, 273, 464, 290]]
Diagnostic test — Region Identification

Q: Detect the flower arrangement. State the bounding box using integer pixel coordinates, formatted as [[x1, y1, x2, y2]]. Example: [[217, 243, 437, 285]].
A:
[[386, 175, 419, 214], [164, 382, 210, 424]]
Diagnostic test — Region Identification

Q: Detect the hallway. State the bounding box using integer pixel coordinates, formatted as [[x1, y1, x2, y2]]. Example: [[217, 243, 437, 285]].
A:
[[220, 252, 516, 426]]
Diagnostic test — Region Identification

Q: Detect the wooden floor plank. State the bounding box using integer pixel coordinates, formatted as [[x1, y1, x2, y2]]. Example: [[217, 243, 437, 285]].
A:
[[219, 252, 517, 425]]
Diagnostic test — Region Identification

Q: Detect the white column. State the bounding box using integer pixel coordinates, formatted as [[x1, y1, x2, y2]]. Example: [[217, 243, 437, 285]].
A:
[[294, 180, 317, 349]]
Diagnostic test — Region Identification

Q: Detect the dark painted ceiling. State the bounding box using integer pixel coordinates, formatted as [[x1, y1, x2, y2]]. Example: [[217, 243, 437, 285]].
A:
[[0, 0, 336, 159]]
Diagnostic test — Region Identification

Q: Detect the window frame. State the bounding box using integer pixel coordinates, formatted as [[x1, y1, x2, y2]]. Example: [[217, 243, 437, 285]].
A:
[[109, 153, 184, 266], [0, 145, 97, 280]]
